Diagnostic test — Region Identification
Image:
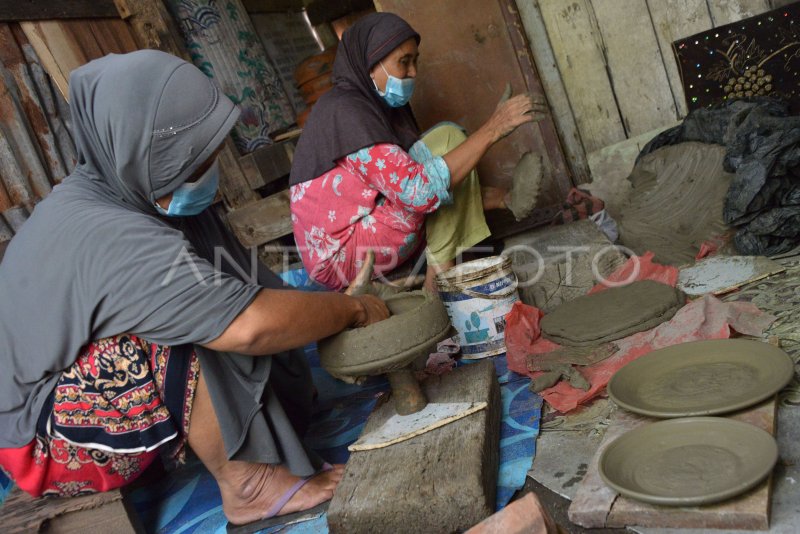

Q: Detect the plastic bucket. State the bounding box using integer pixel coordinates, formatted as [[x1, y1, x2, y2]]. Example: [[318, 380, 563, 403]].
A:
[[435, 255, 519, 359]]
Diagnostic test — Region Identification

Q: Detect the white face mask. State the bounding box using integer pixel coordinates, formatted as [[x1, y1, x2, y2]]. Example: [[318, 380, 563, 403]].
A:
[[373, 62, 415, 107], [155, 160, 220, 217]]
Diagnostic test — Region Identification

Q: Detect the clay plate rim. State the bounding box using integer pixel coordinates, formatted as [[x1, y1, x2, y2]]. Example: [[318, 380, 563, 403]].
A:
[[607, 339, 794, 418], [599, 417, 778, 506]]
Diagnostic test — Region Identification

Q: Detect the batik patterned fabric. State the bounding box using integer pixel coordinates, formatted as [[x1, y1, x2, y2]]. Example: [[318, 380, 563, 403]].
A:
[[0, 335, 198, 497], [290, 141, 451, 290], [165, 0, 294, 153], [674, 3, 800, 113]]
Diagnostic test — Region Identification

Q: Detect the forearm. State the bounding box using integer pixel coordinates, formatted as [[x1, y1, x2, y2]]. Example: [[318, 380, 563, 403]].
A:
[[204, 289, 365, 355], [441, 126, 494, 189], [441, 93, 541, 190]]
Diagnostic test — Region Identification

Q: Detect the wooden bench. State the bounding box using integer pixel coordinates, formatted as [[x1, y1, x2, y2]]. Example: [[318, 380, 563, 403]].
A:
[[1, 486, 142, 534]]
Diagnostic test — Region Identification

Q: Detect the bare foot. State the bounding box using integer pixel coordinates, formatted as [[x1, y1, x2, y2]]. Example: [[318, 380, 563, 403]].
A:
[[481, 186, 509, 211], [219, 462, 345, 525]]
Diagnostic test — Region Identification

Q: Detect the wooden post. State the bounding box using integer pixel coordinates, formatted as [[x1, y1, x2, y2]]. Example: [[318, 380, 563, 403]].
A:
[[113, 0, 188, 58]]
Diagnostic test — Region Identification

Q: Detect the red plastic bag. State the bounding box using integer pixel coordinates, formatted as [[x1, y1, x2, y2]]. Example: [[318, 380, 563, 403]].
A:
[[588, 251, 678, 294]]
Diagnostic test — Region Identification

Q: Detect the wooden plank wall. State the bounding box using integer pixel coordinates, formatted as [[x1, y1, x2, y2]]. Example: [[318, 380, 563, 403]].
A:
[[15, 4, 297, 250], [520, 0, 788, 179], [20, 19, 140, 97]]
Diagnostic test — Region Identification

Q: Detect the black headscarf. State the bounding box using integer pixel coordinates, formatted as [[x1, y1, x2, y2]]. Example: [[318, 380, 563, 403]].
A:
[[290, 12, 421, 186]]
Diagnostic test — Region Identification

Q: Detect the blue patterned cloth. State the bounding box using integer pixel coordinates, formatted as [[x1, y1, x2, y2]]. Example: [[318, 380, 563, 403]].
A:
[[126, 345, 540, 533], [278, 268, 327, 292], [0, 471, 12, 505]]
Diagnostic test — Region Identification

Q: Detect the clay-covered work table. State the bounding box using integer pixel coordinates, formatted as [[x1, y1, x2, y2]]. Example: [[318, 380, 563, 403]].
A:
[[568, 397, 777, 530]]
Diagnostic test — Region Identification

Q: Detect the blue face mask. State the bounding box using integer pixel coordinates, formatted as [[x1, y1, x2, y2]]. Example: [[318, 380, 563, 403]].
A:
[[156, 159, 220, 217], [374, 62, 415, 108]]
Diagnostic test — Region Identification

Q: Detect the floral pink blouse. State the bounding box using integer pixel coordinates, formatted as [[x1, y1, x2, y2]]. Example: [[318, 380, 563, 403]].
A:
[[290, 141, 451, 290]]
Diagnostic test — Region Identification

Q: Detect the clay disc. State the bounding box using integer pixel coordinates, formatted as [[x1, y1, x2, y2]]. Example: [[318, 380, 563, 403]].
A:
[[318, 290, 452, 377], [540, 280, 684, 346], [599, 417, 777, 506], [608, 339, 794, 417]]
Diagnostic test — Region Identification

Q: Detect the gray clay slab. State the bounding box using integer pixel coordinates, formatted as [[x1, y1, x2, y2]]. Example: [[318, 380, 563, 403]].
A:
[[540, 280, 684, 346], [608, 339, 795, 418], [599, 417, 778, 506]]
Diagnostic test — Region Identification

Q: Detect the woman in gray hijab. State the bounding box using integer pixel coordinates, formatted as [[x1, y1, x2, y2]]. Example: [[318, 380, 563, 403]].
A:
[[0, 50, 388, 525]]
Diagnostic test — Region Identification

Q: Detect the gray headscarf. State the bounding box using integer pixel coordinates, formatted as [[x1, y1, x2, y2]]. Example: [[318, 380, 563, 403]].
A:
[[0, 50, 259, 448]]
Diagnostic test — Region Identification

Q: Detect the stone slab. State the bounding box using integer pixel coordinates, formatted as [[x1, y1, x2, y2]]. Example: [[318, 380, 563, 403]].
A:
[[568, 398, 776, 530], [327, 360, 500, 533]]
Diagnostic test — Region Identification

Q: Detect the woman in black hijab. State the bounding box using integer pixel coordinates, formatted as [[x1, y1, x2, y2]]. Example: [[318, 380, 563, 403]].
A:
[[290, 12, 545, 291]]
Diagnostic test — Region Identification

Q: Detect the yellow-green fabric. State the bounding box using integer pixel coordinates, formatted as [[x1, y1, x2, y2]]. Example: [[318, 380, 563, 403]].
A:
[[422, 123, 491, 265]]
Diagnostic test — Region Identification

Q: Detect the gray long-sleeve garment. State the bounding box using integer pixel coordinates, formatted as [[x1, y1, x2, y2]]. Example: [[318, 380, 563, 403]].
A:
[[0, 50, 319, 475]]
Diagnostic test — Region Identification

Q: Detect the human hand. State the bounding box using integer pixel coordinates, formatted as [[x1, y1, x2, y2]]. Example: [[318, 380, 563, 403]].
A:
[[345, 250, 375, 297], [352, 294, 391, 327], [484, 92, 548, 143]]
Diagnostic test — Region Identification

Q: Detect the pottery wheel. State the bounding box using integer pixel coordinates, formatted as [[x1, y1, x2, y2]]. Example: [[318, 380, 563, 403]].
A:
[[540, 280, 684, 346], [318, 290, 451, 376], [318, 290, 452, 414]]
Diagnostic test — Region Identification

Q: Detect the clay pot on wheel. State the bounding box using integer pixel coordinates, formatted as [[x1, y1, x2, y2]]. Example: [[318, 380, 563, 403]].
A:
[[318, 290, 453, 414]]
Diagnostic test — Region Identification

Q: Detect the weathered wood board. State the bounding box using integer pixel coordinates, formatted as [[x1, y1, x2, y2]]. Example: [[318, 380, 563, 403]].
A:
[[531, 0, 782, 180], [1, 487, 140, 534], [516, 1, 591, 184], [226, 189, 292, 248], [20, 20, 86, 98], [569, 397, 777, 530], [239, 141, 293, 190], [591, 0, 678, 137], [708, 0, 773, 26], [538, 0, 626, 153], [646, 0, 715, 118], [0, 0, 120, 21], [327, 360, 501, 534], [375, 0, 572, 204]]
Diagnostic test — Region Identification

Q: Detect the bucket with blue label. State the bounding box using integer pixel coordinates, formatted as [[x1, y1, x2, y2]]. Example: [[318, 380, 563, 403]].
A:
[[435, 255, 519, 359]]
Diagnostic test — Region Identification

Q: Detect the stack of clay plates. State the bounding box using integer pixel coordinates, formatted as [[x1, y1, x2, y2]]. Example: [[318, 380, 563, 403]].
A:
[[601, 339, 794, 506]]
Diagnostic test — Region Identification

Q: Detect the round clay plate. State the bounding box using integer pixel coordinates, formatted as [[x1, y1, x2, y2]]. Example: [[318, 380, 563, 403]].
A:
[[599, 417, 778, 506], [608, 339, 794, 417]]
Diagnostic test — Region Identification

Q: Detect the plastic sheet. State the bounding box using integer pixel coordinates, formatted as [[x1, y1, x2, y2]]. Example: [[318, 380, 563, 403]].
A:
[[505, 253, 775, 412]]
